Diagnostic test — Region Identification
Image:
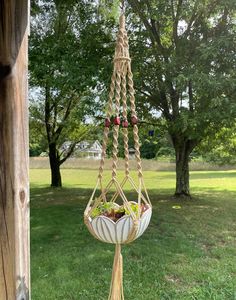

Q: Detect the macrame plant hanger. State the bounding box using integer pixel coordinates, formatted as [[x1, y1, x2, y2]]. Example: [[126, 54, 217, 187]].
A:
[[84, 3, 152, 299]]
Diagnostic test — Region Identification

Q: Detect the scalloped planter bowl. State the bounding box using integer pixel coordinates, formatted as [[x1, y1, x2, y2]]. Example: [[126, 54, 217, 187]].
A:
[[86, 206, 152, 244]]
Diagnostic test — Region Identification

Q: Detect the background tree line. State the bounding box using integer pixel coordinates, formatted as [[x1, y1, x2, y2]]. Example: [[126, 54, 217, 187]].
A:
[[30, 0, 236, 197]]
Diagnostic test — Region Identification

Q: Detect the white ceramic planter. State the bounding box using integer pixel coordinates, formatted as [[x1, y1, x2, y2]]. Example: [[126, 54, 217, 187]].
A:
[[86, 205, 152, 244]]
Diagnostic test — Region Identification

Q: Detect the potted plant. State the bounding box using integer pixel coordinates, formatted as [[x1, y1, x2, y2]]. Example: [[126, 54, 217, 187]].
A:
[[86, 201, 152, 244]]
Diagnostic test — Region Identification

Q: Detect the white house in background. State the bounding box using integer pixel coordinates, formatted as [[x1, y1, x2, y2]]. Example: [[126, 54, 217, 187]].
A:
[[61, 140, 102, 159], [77, 140, 102, 159]]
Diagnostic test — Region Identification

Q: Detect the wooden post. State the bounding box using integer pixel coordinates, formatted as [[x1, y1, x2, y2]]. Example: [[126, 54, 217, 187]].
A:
[[0, 1, 30, 299]]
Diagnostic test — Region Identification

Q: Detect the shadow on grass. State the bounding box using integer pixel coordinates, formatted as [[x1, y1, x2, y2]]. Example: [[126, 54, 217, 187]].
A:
[[30, 183, 236, 300], [30, 172, 236, 300], [30, 183, 236, 218]]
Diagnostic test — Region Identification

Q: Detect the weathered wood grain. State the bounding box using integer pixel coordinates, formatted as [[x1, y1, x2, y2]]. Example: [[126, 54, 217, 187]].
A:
[[0, 1, 30, 299]]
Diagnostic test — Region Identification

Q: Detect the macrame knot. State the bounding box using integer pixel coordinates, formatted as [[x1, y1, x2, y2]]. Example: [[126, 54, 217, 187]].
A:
[[84, 8, 152, 300]]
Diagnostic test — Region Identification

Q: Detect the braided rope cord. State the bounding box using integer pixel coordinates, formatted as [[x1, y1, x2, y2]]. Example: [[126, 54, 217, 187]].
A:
[[98, 14, 144, 195], [98, 70, 116, 182], [121, 72, 129, 177], [98, 13, 143, 182], [85, 14, 150, 218], [127, 65, 143, 180], [112, 68, 121, 178], [121, 22, 130, 177], [111, 15, 127, 179]]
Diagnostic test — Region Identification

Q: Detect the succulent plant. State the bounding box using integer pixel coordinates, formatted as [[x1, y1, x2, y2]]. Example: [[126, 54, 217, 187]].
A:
[[124, 202, 139, 216], [90, 201, 149, 222], [90, 207, 101, 218]]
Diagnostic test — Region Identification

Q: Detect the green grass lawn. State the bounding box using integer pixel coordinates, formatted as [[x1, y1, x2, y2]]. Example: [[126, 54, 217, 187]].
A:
[[30, 170, 236, 300]]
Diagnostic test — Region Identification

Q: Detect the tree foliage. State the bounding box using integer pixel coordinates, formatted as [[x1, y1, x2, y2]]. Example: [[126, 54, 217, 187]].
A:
[[30, 0, 114, 186], [199, 125, 236, 165], [125, 0, 236, 196], [30, 0, 236, 192]]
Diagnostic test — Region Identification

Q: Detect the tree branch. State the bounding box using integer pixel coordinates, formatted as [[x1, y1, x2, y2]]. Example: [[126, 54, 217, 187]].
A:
[[59, 141, 77, 165], [59, 127, 91, 165], [53, 96, 78, 142], [188, 80, 194, 112], [184, 1, 199, 38], [128, 0, 165, 53], [45, 84, 52, 143], [172, 0, 183, 44]]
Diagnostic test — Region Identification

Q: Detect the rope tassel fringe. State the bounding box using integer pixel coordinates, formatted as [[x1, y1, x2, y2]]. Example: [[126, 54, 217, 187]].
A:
[[108, 244, 124, 300]]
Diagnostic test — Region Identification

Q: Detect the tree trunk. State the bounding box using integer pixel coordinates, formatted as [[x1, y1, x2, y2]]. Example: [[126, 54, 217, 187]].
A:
[[173, 137, 196, 198], [49, 143, 62, 187], [175, 145, 190, 197]]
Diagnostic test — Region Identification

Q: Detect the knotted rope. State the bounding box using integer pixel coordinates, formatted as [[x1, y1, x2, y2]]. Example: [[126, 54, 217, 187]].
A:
[[98, 70, 116, 182], [98, 14, 143, 183], [107, 14, 141, 300], [108, 244, 124, 300], [84, 13, 151, 300]]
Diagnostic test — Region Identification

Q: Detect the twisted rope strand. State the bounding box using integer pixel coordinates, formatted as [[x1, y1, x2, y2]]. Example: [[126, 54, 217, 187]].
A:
[[98, 70, 116, 181], [127, 64, 143, 178], [85, 15, 151, 257], [112, 68, 121, 178], [111, 15, 127, 179], [121, 63, 130, 176]]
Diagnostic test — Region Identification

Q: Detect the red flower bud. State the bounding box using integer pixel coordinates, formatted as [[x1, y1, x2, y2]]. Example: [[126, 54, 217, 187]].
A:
[[113, 116, 121, 126], [131, 116, 138, 125], [105, 118, 111, 127]]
